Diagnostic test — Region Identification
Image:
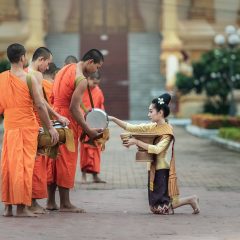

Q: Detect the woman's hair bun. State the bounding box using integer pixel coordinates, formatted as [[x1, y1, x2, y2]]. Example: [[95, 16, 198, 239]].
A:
[[158, 93, 171, 106]]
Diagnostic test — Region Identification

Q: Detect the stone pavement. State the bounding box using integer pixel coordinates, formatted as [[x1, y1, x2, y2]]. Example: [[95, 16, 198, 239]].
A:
[[0, 123, 240, 240]]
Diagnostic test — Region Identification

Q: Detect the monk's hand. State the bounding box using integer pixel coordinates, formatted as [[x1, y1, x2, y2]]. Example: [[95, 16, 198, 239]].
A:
[[48, 126, 59, 145], [57, 115, 70, 127], [123, 138, 137, 148], [87, 128, 103, 141]]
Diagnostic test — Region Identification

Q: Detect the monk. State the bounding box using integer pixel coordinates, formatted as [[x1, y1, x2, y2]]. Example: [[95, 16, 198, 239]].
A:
[[42, 63, 58, 103], [64, 55, 78, 65], [80, 71, 106, 184], [48, 49, 104, 212], [27, 48, 70, 214], [31, 64, 57, 212], [27, 47, 69, 127], [42, 63, 61, 211], [0, 43, 59, 217]]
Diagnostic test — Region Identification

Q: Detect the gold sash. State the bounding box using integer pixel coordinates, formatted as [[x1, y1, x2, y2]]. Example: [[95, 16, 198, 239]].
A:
[[149, 124, 179, 202]]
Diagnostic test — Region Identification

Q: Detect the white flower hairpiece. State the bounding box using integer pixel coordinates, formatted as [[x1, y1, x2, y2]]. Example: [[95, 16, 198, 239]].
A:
[[158, 97, 164, 105]]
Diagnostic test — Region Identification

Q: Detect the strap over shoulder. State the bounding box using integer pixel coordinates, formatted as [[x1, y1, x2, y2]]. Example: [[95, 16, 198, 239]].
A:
[[26, 74, 33, 99], [74, 75, 86, 89]]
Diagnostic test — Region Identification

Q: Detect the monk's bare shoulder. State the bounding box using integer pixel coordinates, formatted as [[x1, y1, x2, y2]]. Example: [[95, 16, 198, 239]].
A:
[[77, 77, 88, 88], [34, 71, 43, 83], [30, 74, 39, 86], [28, 70, 43, 84], [75, 77, 87, 94], [25, 72, 39, 86]]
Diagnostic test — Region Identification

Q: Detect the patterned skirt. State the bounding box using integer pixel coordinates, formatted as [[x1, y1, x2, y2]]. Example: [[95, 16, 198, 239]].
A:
[[148, 169, 173, 214]]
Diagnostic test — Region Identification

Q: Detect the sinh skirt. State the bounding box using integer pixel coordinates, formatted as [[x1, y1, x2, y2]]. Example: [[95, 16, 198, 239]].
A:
[[148, 169, 173, 214]]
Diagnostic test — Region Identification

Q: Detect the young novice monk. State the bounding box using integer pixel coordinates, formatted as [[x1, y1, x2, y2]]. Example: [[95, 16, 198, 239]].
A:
[[80, 71, 106, 184], [109, 93, 200, 215]]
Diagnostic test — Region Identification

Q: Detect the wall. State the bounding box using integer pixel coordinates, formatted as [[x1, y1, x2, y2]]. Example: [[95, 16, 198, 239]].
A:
[[45, 33, 80, 67], [129, 33, 165, 120]]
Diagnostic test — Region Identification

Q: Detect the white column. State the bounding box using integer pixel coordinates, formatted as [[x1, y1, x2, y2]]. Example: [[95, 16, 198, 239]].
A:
[[166, 55, 179, 89]]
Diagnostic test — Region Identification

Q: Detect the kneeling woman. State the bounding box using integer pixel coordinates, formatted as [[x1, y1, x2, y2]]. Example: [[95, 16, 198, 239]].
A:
[[109, 93, 200, 215]]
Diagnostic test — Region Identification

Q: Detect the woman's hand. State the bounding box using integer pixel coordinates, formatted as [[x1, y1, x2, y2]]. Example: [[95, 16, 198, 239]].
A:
[[108, 116, 114, 121], [108, 116, 127, 130], [123, 138, 137, 148]]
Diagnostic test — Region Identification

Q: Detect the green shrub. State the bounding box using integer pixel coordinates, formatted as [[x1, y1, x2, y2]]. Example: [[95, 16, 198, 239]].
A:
[[219, 127, 240, 142], [176, 48, 240, 115], [0, 59, 10, 73], [176, 73, 194, 94], [204, 100, 229, 115]]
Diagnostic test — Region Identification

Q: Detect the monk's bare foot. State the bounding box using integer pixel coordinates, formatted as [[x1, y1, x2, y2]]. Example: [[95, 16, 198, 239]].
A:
[[93, 178, 106, 184], [16, 205, 38, 218], [3, 205, 13, 217], [81, 173, 88, 184], [29, 200, 46, 214], [46, 203, 59, 211], [28, 205, 46, 214], [93, 174, 106, 183], [80, 179, 88, 184], [59, 204, 86, 213], [191, 195, 200, 214]]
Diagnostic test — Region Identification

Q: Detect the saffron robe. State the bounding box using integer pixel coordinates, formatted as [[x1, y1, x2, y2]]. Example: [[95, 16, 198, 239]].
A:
[[32, 79, 53, 199], [51, 64, 80, 188], [80, 86, 105, 174], [0, 71, 38, 206]]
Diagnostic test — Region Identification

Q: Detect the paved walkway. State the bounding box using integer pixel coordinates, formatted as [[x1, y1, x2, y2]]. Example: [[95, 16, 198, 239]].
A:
[[0, 123, 240, 240], [76, 124, 240, 191]]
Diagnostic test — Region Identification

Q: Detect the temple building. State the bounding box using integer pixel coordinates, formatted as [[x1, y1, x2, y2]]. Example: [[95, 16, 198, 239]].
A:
[[0, 0, 240, 119]]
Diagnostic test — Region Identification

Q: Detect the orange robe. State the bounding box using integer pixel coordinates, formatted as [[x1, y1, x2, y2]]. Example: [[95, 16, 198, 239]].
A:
[[80, 86, 105, 174], [0, 71, 38, 206], [32, 79, 53, 199], [42, 80, 56, 185], [51, 64, 80, 188]]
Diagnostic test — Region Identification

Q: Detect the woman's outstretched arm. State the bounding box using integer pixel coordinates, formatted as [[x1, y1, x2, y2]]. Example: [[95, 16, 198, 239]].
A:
[[109, 116, 127, 130], [109, 116, 154, 133]]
